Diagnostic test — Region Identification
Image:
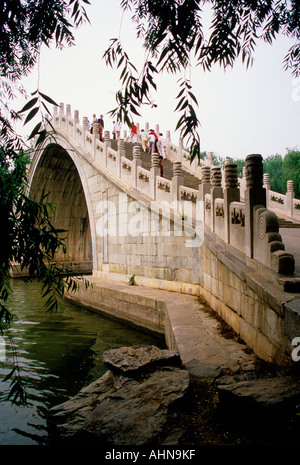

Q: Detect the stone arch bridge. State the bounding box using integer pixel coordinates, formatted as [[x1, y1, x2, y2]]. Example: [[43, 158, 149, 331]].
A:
[[26, 103, 300, 367]]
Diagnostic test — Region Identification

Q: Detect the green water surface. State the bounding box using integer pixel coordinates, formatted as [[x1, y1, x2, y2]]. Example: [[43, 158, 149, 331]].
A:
[[0, 278, 165, 445]]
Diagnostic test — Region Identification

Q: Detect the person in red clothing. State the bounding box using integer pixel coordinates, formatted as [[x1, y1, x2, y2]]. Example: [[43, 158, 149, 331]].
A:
[[150, 129, 159, 153], [130, 122, 138, 143]]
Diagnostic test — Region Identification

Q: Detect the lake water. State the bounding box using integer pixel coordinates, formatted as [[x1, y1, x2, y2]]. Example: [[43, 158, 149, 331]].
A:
[[0, 278, 165, 445]]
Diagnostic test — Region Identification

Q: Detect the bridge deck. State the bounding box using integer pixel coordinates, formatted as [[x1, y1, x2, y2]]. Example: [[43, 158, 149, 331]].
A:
[[280, 227, 300, 273], [110, 140, 201, 190]]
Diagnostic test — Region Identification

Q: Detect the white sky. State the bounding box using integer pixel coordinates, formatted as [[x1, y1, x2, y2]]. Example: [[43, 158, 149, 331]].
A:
[[15, 0, 300, 160]]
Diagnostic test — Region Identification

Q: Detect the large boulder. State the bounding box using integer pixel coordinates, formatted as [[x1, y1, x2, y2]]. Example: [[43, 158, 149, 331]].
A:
[[48, 345, 189, 445], [102, 344, 181, 374]]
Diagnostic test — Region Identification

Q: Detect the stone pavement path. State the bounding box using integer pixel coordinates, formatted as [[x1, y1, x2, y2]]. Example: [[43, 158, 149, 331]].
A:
[[77, 276, 257, 379], [280, 227, 300, 273]]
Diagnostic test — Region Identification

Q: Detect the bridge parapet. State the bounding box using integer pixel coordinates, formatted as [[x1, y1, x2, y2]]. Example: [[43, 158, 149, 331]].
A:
[[50, 103, 296, 276], [238, 168, 300, 223]]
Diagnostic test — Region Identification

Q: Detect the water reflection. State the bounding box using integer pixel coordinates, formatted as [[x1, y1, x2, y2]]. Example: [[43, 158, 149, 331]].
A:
[[0, 278, 165, 445]]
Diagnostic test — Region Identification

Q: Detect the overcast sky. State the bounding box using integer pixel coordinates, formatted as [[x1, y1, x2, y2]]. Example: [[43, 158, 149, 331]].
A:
[[16, 1, 300, 160]]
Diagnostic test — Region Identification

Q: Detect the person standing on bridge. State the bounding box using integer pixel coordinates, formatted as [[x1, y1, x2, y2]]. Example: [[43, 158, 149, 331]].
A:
[[148, 131, 155, 154], [98, 115, 104, 141], [115, 120, 122, 139], [141, 129, 148, 152], [130, 122, 138, 143], [159, 133, 166, 158], [90, 114, 97, 133], [150, 129, 159, 153]]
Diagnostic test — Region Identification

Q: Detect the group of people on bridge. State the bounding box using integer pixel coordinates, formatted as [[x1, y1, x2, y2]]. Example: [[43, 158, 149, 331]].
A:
[[89, 114, 167, 178]]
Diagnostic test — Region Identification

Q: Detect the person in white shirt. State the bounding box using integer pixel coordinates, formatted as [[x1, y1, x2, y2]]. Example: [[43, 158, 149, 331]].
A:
[[148, 132, 155, 154], [115, 120, 122, 139], [141, 129, 148, 152], [159, 133, 166, 158]]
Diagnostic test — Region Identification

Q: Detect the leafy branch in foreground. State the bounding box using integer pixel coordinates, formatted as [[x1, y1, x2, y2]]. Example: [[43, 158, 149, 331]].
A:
[[104, 0, 300, 162], [0, 0, 92, 404]]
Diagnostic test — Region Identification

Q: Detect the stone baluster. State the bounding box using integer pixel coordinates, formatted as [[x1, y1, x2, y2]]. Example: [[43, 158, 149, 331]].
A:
[[171, 162, 183, 203], [66, 104, 72, 135], [74, 110, 79, 123], [53, 105, 58, 127], [73, 110, 79, 139], [83, 116, 89, 132], [224, 162, 240, 243], [244, 153, 266, 258], [211, 166, 223, 232], [118, 139, 125, 156], [263, 173, 270, 208], [145, 122, 149, 134], [132, 145, 142, 188], [155, 124, 159, 136], [82, 116, 89, 148], [104, 130, 111, 147], [199, 166, 211, 201], [286, 180, 295, 219], [150, 153, 160, 199], [207, 152, 214, 166], [59, 102, 65, 128], [117, 139, 125, 172], [166, 130, 171, 159]]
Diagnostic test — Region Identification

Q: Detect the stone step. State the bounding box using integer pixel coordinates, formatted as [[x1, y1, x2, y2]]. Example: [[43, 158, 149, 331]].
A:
[[278, 217, 300, 228], [110, 139, 201, 191]]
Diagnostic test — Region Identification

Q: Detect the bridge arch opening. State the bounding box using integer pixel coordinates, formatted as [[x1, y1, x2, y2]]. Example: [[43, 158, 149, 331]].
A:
[[29, 143, 93, 274]]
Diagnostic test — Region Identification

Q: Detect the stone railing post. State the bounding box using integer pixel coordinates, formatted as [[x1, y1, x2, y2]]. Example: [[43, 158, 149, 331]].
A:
[[244, 154, 266, 258], [199, 166, 211, 224], [117, 139, 125, 173], [74, 110, 79, 123], [207, 152, 214, 166], [199, 166, 211, 201], [263, 173, 270, 208], [53, 105, 58, 127], [132, 145, 141, 188], [171, 162, 183, 203], [224, 161, 240, 243], [73, 109, 79, 138], [150, 153, 160, 199], [59, 102, 66, 128], [104, 130, 111, 147], [82, 116, 89, 146], [286, 180, 295, 219], [211, 166, 223, 232], [166, 130, 171, 159]]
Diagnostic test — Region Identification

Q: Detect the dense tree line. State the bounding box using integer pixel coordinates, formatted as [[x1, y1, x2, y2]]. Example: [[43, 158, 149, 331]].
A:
[[263, 149, 300, 198], [210, 148, 300, 198]]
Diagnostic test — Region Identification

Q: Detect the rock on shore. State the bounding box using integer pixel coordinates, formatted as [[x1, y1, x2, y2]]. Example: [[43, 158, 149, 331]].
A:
[[47, 345, 189, 445]]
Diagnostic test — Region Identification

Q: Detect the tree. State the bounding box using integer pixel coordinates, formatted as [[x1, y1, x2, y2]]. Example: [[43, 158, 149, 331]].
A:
[[263, 154, 284, 193], [282, 148, 300, 198], [0, 0, 90, 403], [104, 0, 300, 163]]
